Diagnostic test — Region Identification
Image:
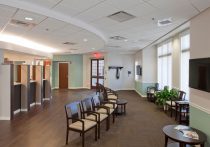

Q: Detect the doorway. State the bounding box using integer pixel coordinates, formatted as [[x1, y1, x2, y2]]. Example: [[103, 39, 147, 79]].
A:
[[91, 59, 104, 89], [59, 63, 68, 89]]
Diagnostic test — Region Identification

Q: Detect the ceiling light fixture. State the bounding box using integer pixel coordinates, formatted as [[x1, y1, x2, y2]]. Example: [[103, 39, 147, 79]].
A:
[[0, 34, 58, 53], [25, 17, 33, 21], [124, 39, 128, 42], [83, 38, 88, 42]]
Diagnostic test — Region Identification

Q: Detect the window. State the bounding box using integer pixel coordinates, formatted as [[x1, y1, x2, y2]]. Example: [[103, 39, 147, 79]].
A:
[[158, 40, 172, 89], [180, 33, 190, 100]]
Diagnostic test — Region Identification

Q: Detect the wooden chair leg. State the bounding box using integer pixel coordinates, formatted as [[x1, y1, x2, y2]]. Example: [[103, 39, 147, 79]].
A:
[[170, 107, 173, 117], [112, 113, 115, 123], [95, 126, 97, 141], [66, 129, 69, 145], [98, 122, 100, 139], [82, 132, 85, 147], [106, 117, 109, 131]]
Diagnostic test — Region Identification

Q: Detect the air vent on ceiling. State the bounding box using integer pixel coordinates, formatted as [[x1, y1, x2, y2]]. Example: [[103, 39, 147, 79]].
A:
[[109, 36, 127, 40], [158, 18, 172, 27], [63, 42, 77, 45], [9, 19, 36, 28], [108, 11, 135, 22]]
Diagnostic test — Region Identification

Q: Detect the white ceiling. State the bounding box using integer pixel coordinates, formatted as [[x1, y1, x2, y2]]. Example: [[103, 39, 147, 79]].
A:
[[0, 0, 210, 55]]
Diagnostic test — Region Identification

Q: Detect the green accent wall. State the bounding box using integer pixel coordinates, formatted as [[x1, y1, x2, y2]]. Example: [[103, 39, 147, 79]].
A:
[[52, 54, 83, 88], [190, 106, 210, 146], [135, 81, 156, 96]]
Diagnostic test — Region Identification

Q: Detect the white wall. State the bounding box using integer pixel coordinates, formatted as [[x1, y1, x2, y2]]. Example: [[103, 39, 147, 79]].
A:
[[134, 50, 142, 82], [106, 53, 135, 90], [190, 8, 210, 112], [142, 45, 157, 83]]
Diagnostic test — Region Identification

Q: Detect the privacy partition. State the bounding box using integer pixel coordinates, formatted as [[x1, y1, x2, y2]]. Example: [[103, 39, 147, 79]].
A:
[[20, 65, 30, 111], [0, 64, 13, 120]]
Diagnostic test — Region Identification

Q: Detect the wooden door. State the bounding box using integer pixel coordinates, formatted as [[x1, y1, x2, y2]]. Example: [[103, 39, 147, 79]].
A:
[[59, 63, 68, 89], [91, 59, 104, 89]]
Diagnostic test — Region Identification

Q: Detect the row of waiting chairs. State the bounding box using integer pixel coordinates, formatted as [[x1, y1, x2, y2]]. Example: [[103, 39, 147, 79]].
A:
[[65, 86, 119, 147]]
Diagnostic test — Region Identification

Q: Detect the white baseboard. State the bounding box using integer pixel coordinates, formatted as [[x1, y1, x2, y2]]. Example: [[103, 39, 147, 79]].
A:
[[43, 98, 51, 101], [21, 109, 28, 112], [190, 102, 210, 115], [13, 109, 21, 115], [116, 88, 135, 91], [30, 103, 35, 107], [0, 117, 10, 120], [68, 87, 89, 89], [135, 89, 147, 97], [52, 87, 59, 89]]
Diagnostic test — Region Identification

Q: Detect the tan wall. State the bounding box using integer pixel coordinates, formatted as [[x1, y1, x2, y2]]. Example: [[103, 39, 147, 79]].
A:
[[4, 50, 44, 64]]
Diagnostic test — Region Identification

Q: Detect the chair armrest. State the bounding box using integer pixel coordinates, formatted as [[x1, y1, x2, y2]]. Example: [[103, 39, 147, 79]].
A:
[[82, 111, 98, 121], [101, 101, 116, 109]]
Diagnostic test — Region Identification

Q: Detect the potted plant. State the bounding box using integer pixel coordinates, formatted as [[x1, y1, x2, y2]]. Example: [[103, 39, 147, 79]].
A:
[[155, 87, 178, 110]]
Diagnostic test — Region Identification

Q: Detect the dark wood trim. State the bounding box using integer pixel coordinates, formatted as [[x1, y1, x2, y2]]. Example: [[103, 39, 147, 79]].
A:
[[10, 64, 14, 120], [90, 59, 104, 89]]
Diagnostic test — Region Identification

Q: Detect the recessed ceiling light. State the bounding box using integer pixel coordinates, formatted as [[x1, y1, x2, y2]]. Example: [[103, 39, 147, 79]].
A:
[[25, 17, 33, 21], [83, 38, 88, 42], [124, 39, 128, 42]]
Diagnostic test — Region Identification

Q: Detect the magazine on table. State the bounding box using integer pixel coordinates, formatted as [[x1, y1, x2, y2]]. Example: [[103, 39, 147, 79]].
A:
[[174, 125, 199, 140]]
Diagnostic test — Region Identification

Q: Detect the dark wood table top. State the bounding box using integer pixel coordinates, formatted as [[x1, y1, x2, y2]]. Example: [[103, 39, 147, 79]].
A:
[[116, 99, 128, 105], [163, 125, 207, 145]]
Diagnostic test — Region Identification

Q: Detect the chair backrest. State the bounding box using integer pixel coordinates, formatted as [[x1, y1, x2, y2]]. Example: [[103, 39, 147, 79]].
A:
[[178, 90, 186, 101], [91, 95, 101, 108], [81, 97, 93, 111], [65, 101, 81, 123], [155, 83, 159, 91]]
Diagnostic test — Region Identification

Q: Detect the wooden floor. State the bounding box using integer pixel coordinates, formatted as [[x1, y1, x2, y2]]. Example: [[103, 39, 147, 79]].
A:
[[0, 89, 176, 147]]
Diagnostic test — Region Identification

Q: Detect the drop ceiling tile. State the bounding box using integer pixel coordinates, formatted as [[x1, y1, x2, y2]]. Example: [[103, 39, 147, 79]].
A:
[[52, 24, 83, 37], [13, 9, 47, 24], [147, 0, 192, 10], [0, 5, 17, 19], [76, 3, 119, 22], [104, 0, 144, 10], [53, 0, 104, 16], [2, 24, 30, 35], [189, 0, 210, 12], [18, 0, 62, 8], [125, 2, 157, 17], [32, 18, 67, 32], [91, 17, 119, 29]]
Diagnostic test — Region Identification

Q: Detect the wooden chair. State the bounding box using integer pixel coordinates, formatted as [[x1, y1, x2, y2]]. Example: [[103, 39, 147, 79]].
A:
[[80, 97, 109, 139], [166, 90, 186, 117], [103, 87, 118, 102], [92, 95, 116, 124], [65, 101, 98, 147]]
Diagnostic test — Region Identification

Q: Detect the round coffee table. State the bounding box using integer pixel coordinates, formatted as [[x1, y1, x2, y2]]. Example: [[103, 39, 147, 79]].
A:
[[116, 99, 128, 115], [163, 125, 207, 147]]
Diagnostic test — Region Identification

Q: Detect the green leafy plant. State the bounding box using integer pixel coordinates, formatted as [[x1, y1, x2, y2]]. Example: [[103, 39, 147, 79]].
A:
[[155, 87, 178, 106]]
